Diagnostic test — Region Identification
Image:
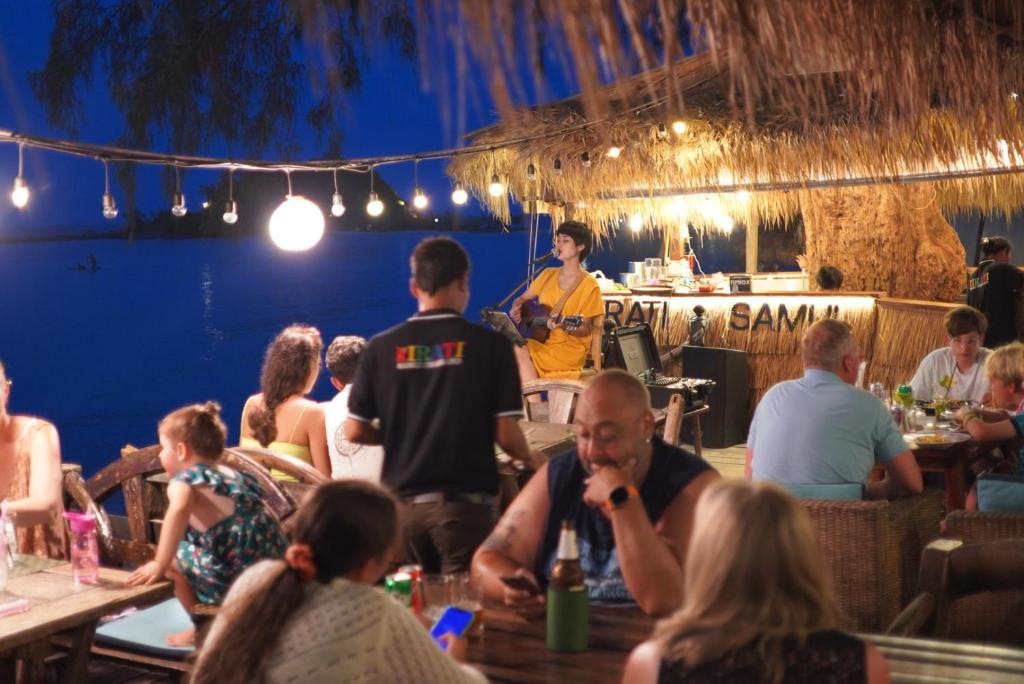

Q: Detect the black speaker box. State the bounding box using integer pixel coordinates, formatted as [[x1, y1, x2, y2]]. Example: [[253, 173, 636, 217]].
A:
[[681, 346, 750, 448]]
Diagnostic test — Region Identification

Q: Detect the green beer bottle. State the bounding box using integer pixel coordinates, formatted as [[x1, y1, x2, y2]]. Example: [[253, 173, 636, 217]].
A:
[[546, 520, 588, 652]]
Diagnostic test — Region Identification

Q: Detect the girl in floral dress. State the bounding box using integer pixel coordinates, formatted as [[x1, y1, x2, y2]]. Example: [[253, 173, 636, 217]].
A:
[[127, 401, 288, 646]]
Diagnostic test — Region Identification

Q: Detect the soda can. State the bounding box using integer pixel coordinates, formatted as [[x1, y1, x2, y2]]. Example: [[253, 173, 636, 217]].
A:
[[384, 572, 413, 608], [398, 564, 423, 614]]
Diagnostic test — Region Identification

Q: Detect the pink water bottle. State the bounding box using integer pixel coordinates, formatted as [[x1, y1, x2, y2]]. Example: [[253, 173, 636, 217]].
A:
[[64, 512, 99, 584]]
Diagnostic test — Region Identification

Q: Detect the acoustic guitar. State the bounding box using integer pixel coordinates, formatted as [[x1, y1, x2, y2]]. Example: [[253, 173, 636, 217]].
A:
[[516, 299, 584, 343]]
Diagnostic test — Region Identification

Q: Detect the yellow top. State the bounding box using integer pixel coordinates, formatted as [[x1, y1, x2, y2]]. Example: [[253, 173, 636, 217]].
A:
[[525, 268, 605, 379], [239, 405, 313, 482]]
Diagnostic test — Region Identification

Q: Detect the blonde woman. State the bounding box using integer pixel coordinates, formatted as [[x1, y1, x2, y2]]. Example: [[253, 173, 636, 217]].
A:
[[623, 480, 890, 684]]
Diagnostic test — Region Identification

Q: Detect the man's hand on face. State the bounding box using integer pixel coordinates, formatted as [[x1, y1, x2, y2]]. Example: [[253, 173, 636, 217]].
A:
[[583, 458, 637, 509]]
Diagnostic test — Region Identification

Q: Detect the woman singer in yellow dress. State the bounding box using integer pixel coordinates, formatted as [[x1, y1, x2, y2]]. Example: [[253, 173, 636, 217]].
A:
[[510, 221, 605, 382]]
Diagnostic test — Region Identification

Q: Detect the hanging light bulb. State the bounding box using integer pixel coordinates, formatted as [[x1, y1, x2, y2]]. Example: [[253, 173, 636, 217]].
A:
[[101, 159, 118, 219], [526, 163, 537, 182], [171, 166, 187, 217], [656, 122, 669, 139], [411, 159, 428, 209], [606, 146, 622, 159], [581, 151, 592, 167], [671, 120, 688, 135], [222, 169, 238, 224], [628, 213, 644, 232], [10, 143, 28, 209], [488, 174, 505, 197], [366, 165, 384, 216], [553, 158, 563, 175], [451, 184, 468, 205], [269, 170, 324, 251], [330, 168, 346, 217], [735, 189, 751, 204]]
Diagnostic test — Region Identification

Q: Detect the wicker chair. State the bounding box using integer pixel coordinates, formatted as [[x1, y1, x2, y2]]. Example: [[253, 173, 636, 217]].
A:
[[800, 488, 944, 631], [940, 510, 1024, 641]]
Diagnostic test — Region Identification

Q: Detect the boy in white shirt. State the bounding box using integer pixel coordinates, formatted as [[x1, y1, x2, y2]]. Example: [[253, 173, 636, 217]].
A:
[[910, 306, 992, 404], [323, 336, 383, 481]]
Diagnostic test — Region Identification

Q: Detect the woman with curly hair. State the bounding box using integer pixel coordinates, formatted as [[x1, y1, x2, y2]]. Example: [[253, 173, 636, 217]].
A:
[[240, 325, 329, 479]]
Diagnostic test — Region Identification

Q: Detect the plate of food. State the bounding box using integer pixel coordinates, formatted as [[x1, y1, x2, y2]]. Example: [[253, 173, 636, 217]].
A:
[[914, 399, 966, 416], [629, 285, 674, 296], [906, 431, 971, 447]]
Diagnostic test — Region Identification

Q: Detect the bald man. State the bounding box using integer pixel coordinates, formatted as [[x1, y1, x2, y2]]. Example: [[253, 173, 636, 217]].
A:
[[472, 370, 718, 617], [747, 319, 923, 499]]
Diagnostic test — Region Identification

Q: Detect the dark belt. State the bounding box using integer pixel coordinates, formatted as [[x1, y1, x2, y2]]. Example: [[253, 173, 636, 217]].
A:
[[405, 491, 497, 506]]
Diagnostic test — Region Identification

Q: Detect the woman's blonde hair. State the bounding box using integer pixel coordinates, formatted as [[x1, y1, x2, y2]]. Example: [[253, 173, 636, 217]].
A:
[[985, 342, 1024, 387], [654, 480, 839, 682]]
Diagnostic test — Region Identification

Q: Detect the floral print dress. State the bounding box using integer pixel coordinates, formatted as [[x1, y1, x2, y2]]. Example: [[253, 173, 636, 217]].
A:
[[172, 463, 288, 604]]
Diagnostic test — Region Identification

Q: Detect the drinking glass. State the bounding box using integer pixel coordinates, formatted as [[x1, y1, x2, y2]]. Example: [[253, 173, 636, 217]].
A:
[[448, 571, 484, 636], [644, 258, 662, 284], [422, 574, 450, 621]]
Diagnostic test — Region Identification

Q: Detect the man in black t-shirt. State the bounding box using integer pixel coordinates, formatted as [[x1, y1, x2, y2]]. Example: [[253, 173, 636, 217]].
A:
[[345, 236, 535, 573], [973, 237, 1024, 348]]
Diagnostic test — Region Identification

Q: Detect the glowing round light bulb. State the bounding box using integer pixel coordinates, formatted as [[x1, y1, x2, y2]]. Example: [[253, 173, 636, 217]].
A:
[[171, 192, 187, 217], [412, 188, 429, 210], [10, 176, 29, 209], [102, 193, 118, 219], [671, 120, 688, 135], [628, 213, 644, 232], [330, 192, 346, 217], [222, 200, 238, 225], [451, 186, 468, 205], [718, 215, 735, 233], [269, 195, 325, 251], [487, 175, 505, 197], [735, 190, 751, 203], [606, 146, 622, 158], [366, 191, 384, 217]]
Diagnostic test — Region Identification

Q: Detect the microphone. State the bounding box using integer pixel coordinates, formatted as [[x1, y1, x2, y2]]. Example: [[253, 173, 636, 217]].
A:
[[530, 248, 558, 265]]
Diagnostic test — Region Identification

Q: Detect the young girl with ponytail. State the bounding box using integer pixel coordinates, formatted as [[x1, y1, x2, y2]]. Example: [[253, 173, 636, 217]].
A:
[[127, 401, 288, 646], [191, 480, 486, 684]]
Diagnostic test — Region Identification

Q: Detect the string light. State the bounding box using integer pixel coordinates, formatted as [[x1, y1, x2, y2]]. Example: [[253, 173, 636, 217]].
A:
[[656, 122, 669, 139], [606, 146, 622, 158], [553, 157, 563, 175], [526, 163, 537, 182], [581, 151, 591, 167], [222, 169, 238, 224], [328, 168, 346, 217], [270, 169, 324, 251], [101, 159, 118, 219], [629, 213, 643, 232], [488, 173, 505, 197], [10, 143, 28, 209], [171, 166, 187, 217], [366, 165, 384, 216], [412, 159, 428, 210], [671, 120, 688, 135]]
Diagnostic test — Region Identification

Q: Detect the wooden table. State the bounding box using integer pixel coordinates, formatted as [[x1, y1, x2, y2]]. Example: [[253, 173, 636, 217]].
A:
[[911, 440, 981, 512], [0, 558, 171, 683]]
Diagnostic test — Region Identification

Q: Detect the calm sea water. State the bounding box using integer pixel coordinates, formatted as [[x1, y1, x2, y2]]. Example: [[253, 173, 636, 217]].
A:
[[0, 231, 536, 477]]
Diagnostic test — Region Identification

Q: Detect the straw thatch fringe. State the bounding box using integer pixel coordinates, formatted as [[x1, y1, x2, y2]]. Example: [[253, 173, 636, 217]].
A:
[[867, 302, 955, 391]]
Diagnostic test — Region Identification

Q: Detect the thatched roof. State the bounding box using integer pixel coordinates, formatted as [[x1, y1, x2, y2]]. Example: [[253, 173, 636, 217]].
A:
[[447, 52, 1024, 236]]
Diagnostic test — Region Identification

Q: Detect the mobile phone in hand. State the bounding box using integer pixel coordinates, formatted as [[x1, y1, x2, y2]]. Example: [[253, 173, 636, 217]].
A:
[[430, 605, 476, 650], [500, 575, 539, 595]]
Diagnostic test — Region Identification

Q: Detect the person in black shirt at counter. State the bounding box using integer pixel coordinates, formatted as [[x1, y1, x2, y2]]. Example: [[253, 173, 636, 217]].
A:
[[970, 236, 1024, 348], [345, 236, 536, 573]]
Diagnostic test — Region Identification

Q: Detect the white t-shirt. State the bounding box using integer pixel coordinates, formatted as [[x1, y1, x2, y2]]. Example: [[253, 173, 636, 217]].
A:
[[909, 347, 992, 403], [203, 561, 487, 684], [324, 386, 383, 482]]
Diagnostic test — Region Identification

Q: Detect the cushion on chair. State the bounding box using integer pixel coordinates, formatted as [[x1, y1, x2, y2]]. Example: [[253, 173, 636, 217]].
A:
[[977, 473, 1024, 513], [95, 598, 194, 658], [780, 483, 864, 500]]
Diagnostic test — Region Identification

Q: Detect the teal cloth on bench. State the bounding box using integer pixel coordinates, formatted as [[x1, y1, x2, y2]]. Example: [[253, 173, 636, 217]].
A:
[[977, 473, 1024, 512], [779, 483, 864, 500], [95, 597, 194, 659]]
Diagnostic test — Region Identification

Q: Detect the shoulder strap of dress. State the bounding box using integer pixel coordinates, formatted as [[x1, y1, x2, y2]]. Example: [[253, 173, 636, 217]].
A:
[[15, 418, 42, 455], [286, 406, 310, 444]]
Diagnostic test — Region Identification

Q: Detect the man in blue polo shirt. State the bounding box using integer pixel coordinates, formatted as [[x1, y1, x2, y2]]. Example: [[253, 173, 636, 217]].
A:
[[747, 319, 923, 499]]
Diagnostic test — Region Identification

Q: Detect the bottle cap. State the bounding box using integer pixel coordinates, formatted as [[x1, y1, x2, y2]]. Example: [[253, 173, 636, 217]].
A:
[[63, 511, 96, 533]]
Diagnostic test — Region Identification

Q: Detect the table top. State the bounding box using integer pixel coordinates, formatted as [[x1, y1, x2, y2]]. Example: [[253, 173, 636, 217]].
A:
[[0, 560, 172, 653]]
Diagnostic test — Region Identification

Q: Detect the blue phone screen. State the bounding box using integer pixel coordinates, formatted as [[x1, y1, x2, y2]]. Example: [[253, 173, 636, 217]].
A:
[[429, 606, 475, 649]]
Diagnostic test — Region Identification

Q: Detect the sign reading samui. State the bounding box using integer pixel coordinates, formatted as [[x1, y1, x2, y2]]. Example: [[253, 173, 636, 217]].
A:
[[395, 341, 466, 369], [603, 298, 840, 333]]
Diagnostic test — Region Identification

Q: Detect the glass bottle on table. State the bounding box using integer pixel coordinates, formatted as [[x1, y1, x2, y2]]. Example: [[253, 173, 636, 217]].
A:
[[546, 520, 588, 652]]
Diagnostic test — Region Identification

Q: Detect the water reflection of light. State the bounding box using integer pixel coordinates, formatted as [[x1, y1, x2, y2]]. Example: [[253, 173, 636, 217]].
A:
[[201, 264, 224, 360]]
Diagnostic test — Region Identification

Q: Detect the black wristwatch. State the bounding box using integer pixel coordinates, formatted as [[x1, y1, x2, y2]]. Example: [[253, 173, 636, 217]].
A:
[[604, 485, 638, 512]]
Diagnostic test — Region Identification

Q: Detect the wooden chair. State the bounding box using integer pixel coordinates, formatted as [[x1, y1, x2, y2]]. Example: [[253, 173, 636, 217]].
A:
[[888, 538, 1024, 645], [230, 445, 329, 506], [799, 489, 944, 631], [661, 394, 685, 447], [521, 378, 587, 424]]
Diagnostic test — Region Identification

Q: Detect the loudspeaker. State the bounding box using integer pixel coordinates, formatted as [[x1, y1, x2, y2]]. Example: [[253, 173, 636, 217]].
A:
[[681, 346, 750, 448]]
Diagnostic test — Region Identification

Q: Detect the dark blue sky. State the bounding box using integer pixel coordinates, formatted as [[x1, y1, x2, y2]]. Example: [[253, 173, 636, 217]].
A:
[[0, 5, 524, 235]]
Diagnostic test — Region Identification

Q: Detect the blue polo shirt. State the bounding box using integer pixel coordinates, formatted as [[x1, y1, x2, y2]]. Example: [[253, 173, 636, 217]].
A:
[[749, 369, 908, 485]]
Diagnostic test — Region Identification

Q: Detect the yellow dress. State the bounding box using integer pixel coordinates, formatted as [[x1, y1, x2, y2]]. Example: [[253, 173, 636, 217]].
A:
[[524, 268, 604, 379], [239, 404, 314, 482]]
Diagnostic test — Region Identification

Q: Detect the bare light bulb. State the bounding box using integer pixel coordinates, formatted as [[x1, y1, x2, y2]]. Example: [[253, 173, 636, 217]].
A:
[[451, 185, 468, 205], [331, 192, 346, 217], [487, 175, 505, 197], [606, 146, 622, 158], [656, 122, 669, 139], [269, 195, 324, 251], [366, 191, 384, 217], [171, 192, 187, 217], [102, 192, 118, 219], [412, 188, 429, 210], [628, 213, 644, 232], [671, 120, 688, 135], [553, 158, 563, 175], [581, 152, 592, 167], [526, 163, 537, 182], [222, 200, 238, 224], [10, 176, 28, 209]]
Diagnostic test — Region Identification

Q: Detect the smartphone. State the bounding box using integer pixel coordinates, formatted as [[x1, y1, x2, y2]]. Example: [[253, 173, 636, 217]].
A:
[[499, 575, 539, 595], [429, 605, 476, 650]]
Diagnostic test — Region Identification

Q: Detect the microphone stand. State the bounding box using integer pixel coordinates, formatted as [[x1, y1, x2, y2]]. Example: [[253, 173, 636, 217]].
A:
[[484, 252, 556, 313]]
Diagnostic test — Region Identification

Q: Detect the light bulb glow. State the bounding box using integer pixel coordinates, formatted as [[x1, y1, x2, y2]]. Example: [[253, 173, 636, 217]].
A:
[[671, 120, 688, 134], [10, 176, 29, 209], [102, 192, 118, 219], [629, 213, 644, 232], [451, 186, 468, 205], [735, 190, 751, 203], [269, 195, 325, 251], [171, 192, 187, 217], [222, 200, 238, 224], [606, 146, 622, 158], [331, 192, 346, 217], [412, 188, 429, 209], [366, 191, 384, 217], [487, 175, 504, 197]]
